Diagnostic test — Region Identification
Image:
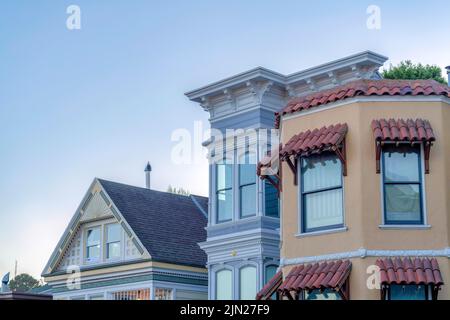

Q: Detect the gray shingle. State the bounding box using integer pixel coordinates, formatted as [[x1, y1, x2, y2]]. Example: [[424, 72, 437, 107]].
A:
[[98, 179, 208, 268]]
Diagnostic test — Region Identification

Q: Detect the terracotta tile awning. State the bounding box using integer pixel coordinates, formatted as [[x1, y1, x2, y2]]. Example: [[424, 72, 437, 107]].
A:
[[275, 79, 450, 129], [371, 119, 436, 143], [279, 124, 348, 181], [278, 260, 352, 299], [280, 123, 348, 159], [257, 151, 280, 177], [256, 271, 283, 300], [376, 257, 444, 286], [371, 119, 436, 174]]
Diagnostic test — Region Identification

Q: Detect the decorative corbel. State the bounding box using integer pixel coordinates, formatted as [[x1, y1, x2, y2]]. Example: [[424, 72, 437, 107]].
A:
[[200, 96, 211, 112], [306, 78, 316, 91], [246, 80, 273, 104], [351, 64, 361, 79], [328, 71, 339, 85]]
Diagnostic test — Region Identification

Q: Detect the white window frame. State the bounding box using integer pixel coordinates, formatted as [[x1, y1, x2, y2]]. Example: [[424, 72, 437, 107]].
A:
[[85, 226, 101, 263], [104, 223, 122, 261], [296, 156, 347, 237], [378, 142, 429, 229]]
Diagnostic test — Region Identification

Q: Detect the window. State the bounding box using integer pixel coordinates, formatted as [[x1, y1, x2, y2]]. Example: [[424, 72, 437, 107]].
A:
[[154, 288, 173, 300], [382, 144, 423, 224], [239, 153, 256, 218], [216, 269, 232, 300], [216, 161, 233, 223], [264, 179, 279, 218], [86, 227, 101, 260], [106, 224, 121, 259], [388, 285, 427, 300], [239, 266, 257, 300], [300, 153, 344, 232]]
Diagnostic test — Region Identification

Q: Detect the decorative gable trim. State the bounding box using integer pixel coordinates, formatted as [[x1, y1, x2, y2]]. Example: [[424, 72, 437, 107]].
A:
[[42, 178, 151, 276]]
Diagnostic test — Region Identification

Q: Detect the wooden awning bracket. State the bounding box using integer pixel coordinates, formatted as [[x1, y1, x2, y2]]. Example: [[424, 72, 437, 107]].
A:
[[333, 138, 347, 176], [284, 156, 298, 186], [424, 142, 432, 174], [375, 141, 382, 174]]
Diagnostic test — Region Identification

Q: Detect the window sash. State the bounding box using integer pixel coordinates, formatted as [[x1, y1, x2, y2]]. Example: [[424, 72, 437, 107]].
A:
[[382, 146, 423, 225], [239, 183, 256, 218], [216, 162, 233, 223], [300, 154, 344, 233]]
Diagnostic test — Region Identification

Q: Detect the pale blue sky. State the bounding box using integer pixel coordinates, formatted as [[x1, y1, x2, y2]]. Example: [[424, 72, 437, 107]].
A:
[[0, 0, 449, 280]]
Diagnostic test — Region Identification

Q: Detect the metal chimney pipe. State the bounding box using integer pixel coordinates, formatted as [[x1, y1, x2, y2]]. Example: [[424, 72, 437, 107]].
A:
[[446, 66, 450, 86], [144, 162, 152, 189]]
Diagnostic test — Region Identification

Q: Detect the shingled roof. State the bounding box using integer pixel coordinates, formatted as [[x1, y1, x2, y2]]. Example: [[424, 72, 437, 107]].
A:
[[275, 79, 450, 128], [98, 179, 208, 268]]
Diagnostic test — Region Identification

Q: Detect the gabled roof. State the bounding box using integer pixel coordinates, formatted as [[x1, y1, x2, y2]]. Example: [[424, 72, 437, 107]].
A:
[[98, 179, 208, 268], [276, 79, 450, 128], [43, 179, 208, 276]]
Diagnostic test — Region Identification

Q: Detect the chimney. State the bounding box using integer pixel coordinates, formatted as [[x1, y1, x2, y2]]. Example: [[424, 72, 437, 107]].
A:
[[144, 162, 152, 189], [446, 66, 450, 86]]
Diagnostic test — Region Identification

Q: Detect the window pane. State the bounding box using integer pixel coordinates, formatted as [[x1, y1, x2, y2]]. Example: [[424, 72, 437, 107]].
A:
[[302, 154, 342, 192], [385, 184, 421, 222], [217, 189, 232, 222], [383, 145, 420, 182], [107, 242, 121, 259], [216, 270, 232, 300], [304, 188, 343, 230], [240, 266, 257, 300], [87, 228, 100, 246], [239, 153, 256, 186], [87, 245, 100, 259], [305, 289, 342, 300], [390, 285, 426, 300], [265, 265, 277, 283], [240, 184, 256, 217], [217, 163, 233, 190], [107, 224, 121, 242], [265, 179, 279, 218]]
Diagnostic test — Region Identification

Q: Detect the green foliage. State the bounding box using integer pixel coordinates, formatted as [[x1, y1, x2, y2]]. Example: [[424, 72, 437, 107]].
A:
[[9, 273, 40, 293], [167, 185, 190, 196], [382, 60, 446, 84]]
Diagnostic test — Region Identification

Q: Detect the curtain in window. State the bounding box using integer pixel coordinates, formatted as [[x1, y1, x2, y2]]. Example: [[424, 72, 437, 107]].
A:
[[301, 153, 343, 231], [240, 266, 257, 300], [383, 145, 422, 223], [216, 269, 232, 300]]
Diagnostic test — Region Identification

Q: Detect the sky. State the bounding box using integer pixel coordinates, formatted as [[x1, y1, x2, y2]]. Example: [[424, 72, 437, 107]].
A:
[[0, 0, 449, 280]]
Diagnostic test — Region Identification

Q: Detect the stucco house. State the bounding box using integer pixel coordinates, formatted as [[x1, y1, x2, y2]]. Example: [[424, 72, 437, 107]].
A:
[[42, 177, 208, 300], [256, 71, 450, 299]]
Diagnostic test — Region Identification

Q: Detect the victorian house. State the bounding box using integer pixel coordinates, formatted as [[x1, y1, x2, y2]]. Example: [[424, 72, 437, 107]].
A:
[[42, 175, 208, 300]]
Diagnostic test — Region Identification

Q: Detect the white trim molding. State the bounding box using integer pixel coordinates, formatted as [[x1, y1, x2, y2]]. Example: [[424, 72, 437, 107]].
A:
[[280, 247, 450, 267]]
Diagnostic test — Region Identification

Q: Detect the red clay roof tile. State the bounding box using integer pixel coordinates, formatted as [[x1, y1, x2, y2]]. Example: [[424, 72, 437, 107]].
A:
[[371, 118, 435, 142], [275, 79, 450, 129], [280, 123, 348, 159], [256, 270, 283, 300], [278, 260, 351, 293], [376, 257, 443, 286]]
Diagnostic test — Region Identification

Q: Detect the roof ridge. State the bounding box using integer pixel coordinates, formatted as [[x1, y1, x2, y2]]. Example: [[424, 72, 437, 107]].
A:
[[97, 178, 207, 199]]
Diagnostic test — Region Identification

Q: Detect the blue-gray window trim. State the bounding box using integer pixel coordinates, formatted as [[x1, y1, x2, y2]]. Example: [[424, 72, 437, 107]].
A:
[[238, 152, 257, 219], [300, 152, 344, 233], [381, 144, 424, 225]]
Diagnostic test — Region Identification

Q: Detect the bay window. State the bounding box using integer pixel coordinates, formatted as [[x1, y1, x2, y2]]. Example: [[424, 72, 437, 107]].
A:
[[86, 227, 101, 260], [216, 161, 233, 223], [216, 269, 232, 300], [382, 144, 423, 224], [300, 153, 344, 233], [106, 223, 121, 259], [239, 153, 257, 218]]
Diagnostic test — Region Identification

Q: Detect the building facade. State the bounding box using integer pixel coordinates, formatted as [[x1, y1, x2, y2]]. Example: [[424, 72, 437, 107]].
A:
[[257, 78, 450, 300], [42, 178, 208, 300], [186, 51, 388, 299]]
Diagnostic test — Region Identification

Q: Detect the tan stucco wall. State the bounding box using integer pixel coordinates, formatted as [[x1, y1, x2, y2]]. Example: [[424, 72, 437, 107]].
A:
[[279, 99, 450, 299]]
